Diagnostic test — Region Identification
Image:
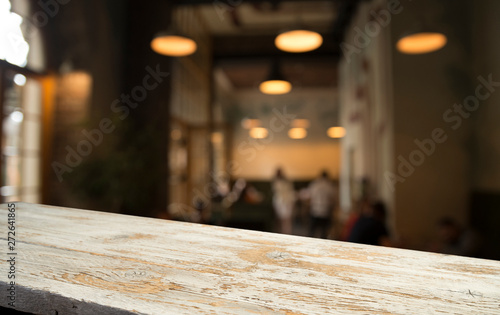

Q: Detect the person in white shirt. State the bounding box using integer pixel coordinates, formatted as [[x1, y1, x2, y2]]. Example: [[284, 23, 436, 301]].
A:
[[308, 170, 337, 238], [272, 168, 296, 234]]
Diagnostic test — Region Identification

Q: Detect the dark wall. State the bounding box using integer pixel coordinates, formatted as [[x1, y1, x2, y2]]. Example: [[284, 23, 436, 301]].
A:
[[44, 0, 173, 217], [470, 192, 500, 260], [113, 0, 173, 216]]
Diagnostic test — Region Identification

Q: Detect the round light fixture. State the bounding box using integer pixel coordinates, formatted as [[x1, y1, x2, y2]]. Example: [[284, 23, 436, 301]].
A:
[[275, 29, 323, 53], [260, 61, 292, 95], [259, 80, 292, 95], [249, 127, 268, 139], [288, 128, 307, 139], [396, 32, 447, 54], [151, 32, 197, 57], [327, 127, 346, 138]]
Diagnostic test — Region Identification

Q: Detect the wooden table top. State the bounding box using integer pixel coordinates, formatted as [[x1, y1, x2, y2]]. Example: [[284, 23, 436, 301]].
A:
[[1, 203, 499, 314]]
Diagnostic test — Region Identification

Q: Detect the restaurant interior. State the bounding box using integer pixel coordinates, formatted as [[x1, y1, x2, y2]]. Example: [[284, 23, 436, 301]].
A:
[[1, 0, 499, 260]]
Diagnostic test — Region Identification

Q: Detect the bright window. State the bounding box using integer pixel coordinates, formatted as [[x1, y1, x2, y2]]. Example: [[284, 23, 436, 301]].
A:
[[0, 0, 29, 67], [1, 70, 43, 203], [0, 0, 45, 203]]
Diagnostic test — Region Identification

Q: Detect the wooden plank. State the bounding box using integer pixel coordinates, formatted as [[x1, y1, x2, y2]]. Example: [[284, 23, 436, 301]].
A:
[[1, 202, 500, 314]]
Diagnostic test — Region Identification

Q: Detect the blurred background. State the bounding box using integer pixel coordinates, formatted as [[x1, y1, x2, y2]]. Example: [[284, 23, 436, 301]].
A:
[[1, 0, 499, 259]]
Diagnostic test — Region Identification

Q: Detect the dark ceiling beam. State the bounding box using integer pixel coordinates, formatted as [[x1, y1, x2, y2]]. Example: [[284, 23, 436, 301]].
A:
[[214, 53, 340, 66], [0, 59, 46, 77], [175, 0, 363, 64], [213, 33, 340, 62], [332, 0, 365, 44]]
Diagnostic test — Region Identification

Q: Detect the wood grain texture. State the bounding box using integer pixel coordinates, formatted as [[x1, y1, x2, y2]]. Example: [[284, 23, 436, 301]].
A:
[[0, 203, 500, 314]]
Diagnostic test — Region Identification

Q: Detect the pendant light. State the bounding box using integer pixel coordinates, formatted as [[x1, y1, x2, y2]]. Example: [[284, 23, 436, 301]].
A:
[[288, 128, 307, 139], [396, 20, 447, 55], [151, 30, 197, 57], [275, 29, 323, 53], [259, 61, 291, 95], [327, 127, 346, 138], [396, 31, 447, 54], [289, 119, 309, 139], [249, 127, 269, 139]]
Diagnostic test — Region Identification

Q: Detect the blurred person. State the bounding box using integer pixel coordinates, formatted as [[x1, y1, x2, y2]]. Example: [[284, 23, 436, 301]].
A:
[[347, 201, 391, 246], [209, 176, 231, 226], [167, 202, 201, 223], [272, 168, 296, 234], [308, 170, 337, 239], [215, 174, 231, 198], [242, 183, 264, 204], [340, 197, 371, 241], [431, 217, 482, 257]]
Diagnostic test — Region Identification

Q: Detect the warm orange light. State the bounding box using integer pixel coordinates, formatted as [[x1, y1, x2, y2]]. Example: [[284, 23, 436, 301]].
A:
[[288, 128, 307, 139], [396, 32, 447, 54], [249, 127, 268, 139], [259, 80, 292, 95], [275, 30, 323, 53], [211, 132, 223, 144], [327, 127, 346, 138], [151, 35, 197, 57], [241, 118, 261, 129], [291, 119, 310, 129]]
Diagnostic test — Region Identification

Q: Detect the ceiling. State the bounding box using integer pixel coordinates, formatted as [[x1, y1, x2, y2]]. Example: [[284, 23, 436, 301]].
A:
[[177, 0, 361, 90], [197, 1, 338, 36], [217, 58, 337, 89]]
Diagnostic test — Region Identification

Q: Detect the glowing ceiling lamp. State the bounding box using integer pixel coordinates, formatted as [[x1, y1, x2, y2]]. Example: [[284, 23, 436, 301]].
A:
[[259, 62, 291, 95], [396, 31, 447, 54], [151, 31, 197, 57], [275, 29, 323, 53], [249, 127, 268, 139], [259, 80, 291, 95], [327, 127, 346, 138], [288, 128, 307, 139]]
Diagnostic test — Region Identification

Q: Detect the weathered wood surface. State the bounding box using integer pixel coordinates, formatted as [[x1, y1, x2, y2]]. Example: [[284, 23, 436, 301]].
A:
[[1, 203, 500, 314]]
